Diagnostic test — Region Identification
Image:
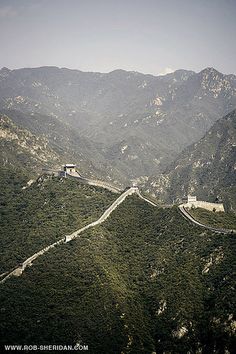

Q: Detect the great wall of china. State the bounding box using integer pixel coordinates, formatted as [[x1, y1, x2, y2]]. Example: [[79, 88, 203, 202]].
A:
[[1, 168, 235, 285]]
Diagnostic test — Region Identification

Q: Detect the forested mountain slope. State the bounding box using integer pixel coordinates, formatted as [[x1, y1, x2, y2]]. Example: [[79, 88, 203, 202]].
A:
[[0, 114, 60, 174], [148, 109, 236, 210], [0, 183, 235, 353], [0, 176, 117, 274], [0, 111, 122, 183], [0, 66, 235, 353]]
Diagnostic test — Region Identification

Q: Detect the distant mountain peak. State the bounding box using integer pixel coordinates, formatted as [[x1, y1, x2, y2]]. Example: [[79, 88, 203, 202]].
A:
[[199, 67, 222, 77], [173, 69, 195, 75], [1, 66, 11, 71], [0, 67, 11, 78], [0, 65, 236, 185], [108, 69, 144, 78], [171, 69, 195, 81]]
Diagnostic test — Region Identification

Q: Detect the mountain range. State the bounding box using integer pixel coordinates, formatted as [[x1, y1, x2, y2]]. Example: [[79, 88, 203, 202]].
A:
[[0, 66, 236, 186], [0, 66, 236, 353]]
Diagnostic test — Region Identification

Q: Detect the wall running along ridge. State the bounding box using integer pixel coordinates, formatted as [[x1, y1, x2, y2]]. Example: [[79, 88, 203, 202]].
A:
[[183, 201, 225, 212]]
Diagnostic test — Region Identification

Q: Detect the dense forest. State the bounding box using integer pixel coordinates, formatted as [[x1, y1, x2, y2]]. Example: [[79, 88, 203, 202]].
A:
[[0, 171, 117, 273], [1, 179, 235, 353], [189, 207, 236, 230]]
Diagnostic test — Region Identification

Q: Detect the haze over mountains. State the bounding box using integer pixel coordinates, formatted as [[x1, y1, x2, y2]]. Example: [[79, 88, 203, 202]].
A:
[[1, 0, 236, 351], [0, 66, 236, 187], [1, 66, 236, 353]]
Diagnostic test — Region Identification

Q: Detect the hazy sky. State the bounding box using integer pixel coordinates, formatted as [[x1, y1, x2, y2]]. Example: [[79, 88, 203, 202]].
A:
[[0, 0, 235, 75]]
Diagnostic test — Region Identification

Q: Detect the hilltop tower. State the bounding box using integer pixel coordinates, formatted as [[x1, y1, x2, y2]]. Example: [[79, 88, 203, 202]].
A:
[[63, 164, 77, 176]]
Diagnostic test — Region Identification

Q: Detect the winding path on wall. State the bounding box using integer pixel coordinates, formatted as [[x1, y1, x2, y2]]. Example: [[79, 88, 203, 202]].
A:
[[0, 187, 137, 284], [1, 175, 234, 284], [136, 190, 157, 207], [67, 173, 158, 207], [179, 205, 236, 234], [67, 172, 122, 193]]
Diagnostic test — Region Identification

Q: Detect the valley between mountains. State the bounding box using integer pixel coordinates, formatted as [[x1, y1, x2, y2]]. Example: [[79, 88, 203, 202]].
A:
[[0, 66, 236, 354], [1, 65, 236, 186]]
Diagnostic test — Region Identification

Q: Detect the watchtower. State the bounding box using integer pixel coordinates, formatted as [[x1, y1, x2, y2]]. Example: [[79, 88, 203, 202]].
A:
[[63, 164, 76, 174], [187, 195, 197, 203]]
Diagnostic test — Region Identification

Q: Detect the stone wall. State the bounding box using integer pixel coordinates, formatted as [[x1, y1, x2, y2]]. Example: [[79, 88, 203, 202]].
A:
[[185, 201, 225, 212]]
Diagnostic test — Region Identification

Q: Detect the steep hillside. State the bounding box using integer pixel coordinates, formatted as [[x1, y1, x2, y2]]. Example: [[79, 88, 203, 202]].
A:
[[1, 66, 236, 183], [0, 114, 60, 174], [0, 193, 235, 353], [0, 176, 117, 274], [0, 111, 123, 184], [148, 110, 236, 210], [189, 208, 236, 230]]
